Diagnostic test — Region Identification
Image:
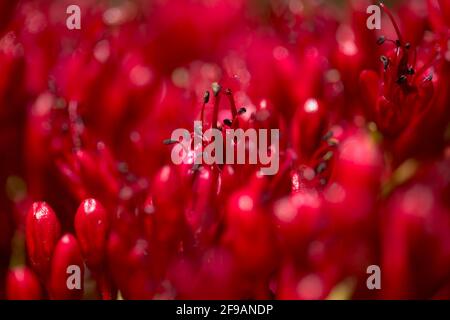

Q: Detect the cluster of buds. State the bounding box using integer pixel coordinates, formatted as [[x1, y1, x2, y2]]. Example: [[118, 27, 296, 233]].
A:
[[0, 0, 449, 299], [7, 200, 110, 299]]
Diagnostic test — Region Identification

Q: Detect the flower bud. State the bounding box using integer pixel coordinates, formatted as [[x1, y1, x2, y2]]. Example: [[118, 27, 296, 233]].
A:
[[223, 185, 277, 276], [26, 202, 61, 279], [75, 199, 110, 270], [152, 165, 185, 208], [291, 98, 327, 160], [49, 234, 84, 300], [6, 267, 42, 300], [273, 190, 322, 252]]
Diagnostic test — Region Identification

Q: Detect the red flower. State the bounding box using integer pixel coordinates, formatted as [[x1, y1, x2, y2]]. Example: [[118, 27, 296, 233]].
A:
[[0, 0, 449, 300], [360, 3, 449, 162]]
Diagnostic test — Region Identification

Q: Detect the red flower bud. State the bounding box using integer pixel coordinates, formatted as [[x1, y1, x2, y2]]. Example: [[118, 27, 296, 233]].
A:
[[75, 199, 110, 270], [273, 190, 322, 252], [152, 165, 185, 209], [6, 267, 42, 300], [325, 131, 383, 231], [26, 202, 61, 280], [382, 182, 450, 299], [291, 98, 327, 160], [49, 234, 84, 300], [222, 179, 277, 277]]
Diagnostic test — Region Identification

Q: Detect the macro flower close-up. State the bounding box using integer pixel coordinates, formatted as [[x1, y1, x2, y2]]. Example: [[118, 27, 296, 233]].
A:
[[0, 0, 449, 301]]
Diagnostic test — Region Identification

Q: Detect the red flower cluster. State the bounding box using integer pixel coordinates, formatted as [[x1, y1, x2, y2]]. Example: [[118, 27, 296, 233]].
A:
[[0, 0, 449, 299]]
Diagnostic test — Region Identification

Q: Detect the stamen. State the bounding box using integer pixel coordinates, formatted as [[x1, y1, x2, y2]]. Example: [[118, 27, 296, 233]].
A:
[[238, 107, 246, 115], [415, 53, 439, 78], [397, 75, 407, 84], [203, 91, 210, 103], [201, 91, 210, 125], [377, 36, 386, 45], [163, 138, 190, 155], [68, 101, 83, 152], [223, 119, 232, 126], [211, 83, 221, 129], [322, 131, 333, 141], [316, 162, 327, 174], [328, 138, 339, 146], [212, 82, 221, 97], [163, 139, 178, 145], [380, 2, 404, 45], [380, 55, 390, 70], [323, 151, 334, 161], [225, 88, 238, 118]]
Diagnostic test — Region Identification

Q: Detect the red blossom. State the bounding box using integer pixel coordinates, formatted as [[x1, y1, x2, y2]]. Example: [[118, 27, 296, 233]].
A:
[[0, 0, 449, 300]]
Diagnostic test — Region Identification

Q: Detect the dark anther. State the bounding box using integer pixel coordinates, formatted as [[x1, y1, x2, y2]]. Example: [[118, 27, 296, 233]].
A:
[[328, 139, 338, 147], [163, 139, 177, 145], [395, 39, 401, 47], [238, 107, 247, 115], [407, 68, 415, 75], [61, 123, 69, 133], [380, 56, 390, 70], [397, 75, 408, 84], [212, 82, 221, 96], [126, 174, 137, 183], [223, 119, 232, 126], [323, 151, 334, 161], [203, 91, 210, 103], [377, 36, 386, 45], [405, 43, 411, 49], [118, 162, 129, 173], [316, 162, 327, 174], [322, 131, 333, 141]]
